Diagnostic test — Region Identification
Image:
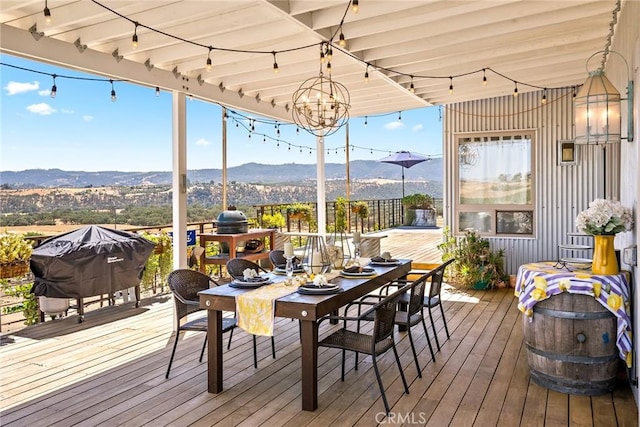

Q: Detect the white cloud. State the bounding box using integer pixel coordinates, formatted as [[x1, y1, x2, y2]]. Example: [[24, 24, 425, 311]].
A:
[[38, 89, 51, 96], [5, 81, 40, 95], [384, 121, 405, 130], [195, 138, 211, 146], [412, 124, 424, 132], [82, 115, 93, 121], [61, 109, 75, 114], [26, 103, 56, 115]]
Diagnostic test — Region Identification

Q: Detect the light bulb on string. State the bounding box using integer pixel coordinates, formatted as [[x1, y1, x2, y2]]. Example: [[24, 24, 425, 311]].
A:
[[449, 77, 453, 95], [272, 52, 279, 73], [398, 111, 402, 122], [326, 46, 333, 61], [206, 47, 213, 72], [43, 0, 51, 24], [364, 116, 368, 127], [541, 88, 547, 104], [482, 68, 487, 86], [364, 65, 369, 83], [409, 76, 415, 93], [110, 80, 116, 102], [155, 86, 160, 97], [50, 74, 57, 98], [352, 0, 359, 13], [338, 32, 346, 47], [513, 81, 518, 97], [132, 22, 139, 49]]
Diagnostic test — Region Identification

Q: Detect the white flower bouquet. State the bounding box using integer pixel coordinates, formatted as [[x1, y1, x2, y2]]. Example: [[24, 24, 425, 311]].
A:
[[576, 199, 633, 235]]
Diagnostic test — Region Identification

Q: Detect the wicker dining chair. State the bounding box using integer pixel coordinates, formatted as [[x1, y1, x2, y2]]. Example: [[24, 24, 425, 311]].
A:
[[226, 258, 270, 279], [423, 258, 455, 351], [269, 250, 287, 269], [165, 269, 236, 379], [225, 258, 277, 367], [318, 283, 411, 415], [347, 271, 436, 378]]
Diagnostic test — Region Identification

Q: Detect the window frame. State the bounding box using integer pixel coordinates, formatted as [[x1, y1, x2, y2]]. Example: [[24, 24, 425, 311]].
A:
[[453, 131, 536, 237]]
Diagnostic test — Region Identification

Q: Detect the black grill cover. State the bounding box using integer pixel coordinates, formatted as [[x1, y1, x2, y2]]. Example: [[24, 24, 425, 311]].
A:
[[30, 225, 155, 299]]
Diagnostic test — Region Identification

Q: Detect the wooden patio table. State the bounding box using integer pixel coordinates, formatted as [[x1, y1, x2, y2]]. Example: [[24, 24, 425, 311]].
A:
[[198, 259, 412, 411]]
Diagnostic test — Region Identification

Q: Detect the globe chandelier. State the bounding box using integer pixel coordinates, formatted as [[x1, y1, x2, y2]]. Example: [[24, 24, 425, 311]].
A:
[[292, 45, 350, 137]]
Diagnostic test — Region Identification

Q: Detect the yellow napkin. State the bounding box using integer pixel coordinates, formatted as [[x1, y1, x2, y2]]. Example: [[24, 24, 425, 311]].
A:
[[236, 283, 296, 336]]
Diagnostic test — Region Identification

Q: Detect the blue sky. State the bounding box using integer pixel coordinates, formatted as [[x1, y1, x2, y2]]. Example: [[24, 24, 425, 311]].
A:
[[1, 54, 443, 172]]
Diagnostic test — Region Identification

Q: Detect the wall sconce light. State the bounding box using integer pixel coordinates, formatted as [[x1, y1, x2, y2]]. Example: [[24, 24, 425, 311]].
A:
[[574, 50, 634, 144], [557, 140, 576, 165]]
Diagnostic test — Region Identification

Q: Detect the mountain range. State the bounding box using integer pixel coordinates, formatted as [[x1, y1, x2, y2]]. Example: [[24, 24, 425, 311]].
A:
[[1, 159, 443, 188]]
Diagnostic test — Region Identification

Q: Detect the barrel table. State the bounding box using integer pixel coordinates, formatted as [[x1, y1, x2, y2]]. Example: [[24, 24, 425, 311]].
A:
[[515, 262, 632, 395]]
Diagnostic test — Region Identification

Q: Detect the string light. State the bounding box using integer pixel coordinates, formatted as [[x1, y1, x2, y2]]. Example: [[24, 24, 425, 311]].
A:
[[206, 47, 213, 71], [50, 74, 57, 98], [132, 22, 139, 48], [326, 61, 332, 73], [272, 51, 279, 73], [449, 77, 454, 95], [352, 0, 359, 13], [155, 86, 160, 97], [398, 111, 402, 121], [513, 82, 518, 97], [110, 80, 116, 101], [79, 1, 576, 98], [364, 64, 369, 83], [482, 68, 487, 86], [364, 116, 368, 126], [338, 31, 346, 47], [409, 76, 415, 93], [326, 45, 333, 61], [43, 0, 51, 24], [541, 88, 547, 104]]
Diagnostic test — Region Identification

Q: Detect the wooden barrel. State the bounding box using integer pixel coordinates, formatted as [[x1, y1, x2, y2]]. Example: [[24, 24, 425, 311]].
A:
[[522, 292, 618, 395]]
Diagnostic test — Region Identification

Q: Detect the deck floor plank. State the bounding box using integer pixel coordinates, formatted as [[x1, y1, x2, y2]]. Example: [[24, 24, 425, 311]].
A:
[[0, 228, 636, 426]]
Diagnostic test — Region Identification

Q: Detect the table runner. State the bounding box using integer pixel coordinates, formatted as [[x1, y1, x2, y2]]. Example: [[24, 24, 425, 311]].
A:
[[515, 261, 632, 367], [236, 282, 297, 336]]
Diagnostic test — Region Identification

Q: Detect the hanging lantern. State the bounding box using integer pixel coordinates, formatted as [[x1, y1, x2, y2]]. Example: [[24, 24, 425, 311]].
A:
[[574, 70, 621, 144]]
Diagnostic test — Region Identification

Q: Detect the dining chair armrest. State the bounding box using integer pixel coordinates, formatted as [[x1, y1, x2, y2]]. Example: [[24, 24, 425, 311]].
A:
[[379, 280, 410, 296], [343, 298, 379, 317], [318, 314, 367, 327]]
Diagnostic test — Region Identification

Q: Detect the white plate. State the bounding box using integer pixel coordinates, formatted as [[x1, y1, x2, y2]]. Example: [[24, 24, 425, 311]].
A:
[[274, 267, 305, 274], [340, 269, 376, 277], [233, 276, 270, 285], [298, 284, 340, 293], [369, 260, 399, 266]]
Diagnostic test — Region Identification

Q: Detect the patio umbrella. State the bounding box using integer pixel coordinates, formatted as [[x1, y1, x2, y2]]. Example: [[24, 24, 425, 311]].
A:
[[378, 151, 428, 199]]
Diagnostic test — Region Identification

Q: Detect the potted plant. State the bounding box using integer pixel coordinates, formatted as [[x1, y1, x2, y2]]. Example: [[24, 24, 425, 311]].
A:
[[327, 197, 351, 268], [0, 233, 33, 279], [261, 212, 286, 229], [402, 193, 436, 227], [139, 231, 173, 292], [437, 227, 508, 289], [351, 201, 369, 219], [286, 203, 313, 222]]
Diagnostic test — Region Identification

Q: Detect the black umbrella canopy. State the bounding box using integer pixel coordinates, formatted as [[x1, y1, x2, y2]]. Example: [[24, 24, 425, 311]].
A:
[[378, 151, 429, 198]]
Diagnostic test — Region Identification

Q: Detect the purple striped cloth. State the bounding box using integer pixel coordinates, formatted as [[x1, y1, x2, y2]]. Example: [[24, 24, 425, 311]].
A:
[[515, 261, 632, 367]]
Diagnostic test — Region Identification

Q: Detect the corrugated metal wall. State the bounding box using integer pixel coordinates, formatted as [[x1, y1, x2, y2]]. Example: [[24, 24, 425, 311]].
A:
[[443, 90, 621, 274]]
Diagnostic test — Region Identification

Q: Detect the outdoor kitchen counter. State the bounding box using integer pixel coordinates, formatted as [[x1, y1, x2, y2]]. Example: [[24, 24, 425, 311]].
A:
[[198, 229, 275, 273]]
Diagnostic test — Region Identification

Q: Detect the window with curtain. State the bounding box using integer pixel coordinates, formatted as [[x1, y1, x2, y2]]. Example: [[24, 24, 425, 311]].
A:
[[455, 133, 534, 236]]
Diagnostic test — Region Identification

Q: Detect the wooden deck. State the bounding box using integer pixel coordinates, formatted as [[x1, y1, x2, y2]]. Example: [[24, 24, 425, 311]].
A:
[[1, 228, 637, 426]]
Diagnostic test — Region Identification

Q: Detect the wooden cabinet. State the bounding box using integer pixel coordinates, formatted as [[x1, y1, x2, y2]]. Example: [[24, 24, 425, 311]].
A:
[[198, 229, 275, 273]]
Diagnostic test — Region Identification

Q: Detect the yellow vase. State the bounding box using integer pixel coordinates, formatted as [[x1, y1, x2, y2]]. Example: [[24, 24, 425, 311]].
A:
[[592, 234, 618, 275]]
